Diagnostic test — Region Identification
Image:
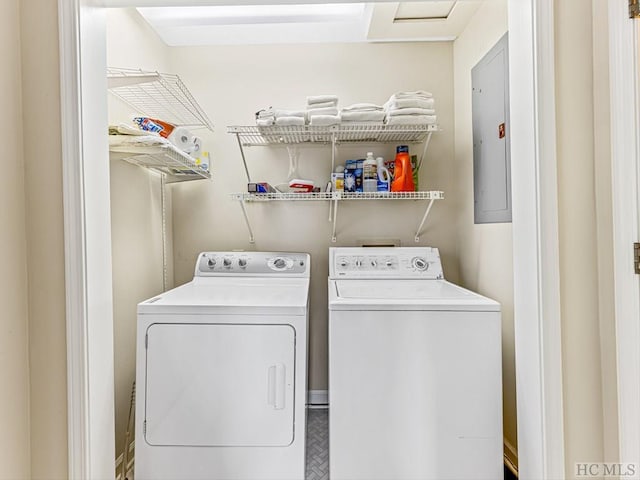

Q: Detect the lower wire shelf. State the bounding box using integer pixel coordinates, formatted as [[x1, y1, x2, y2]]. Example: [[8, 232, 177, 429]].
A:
[[230, 190, 445, 243]]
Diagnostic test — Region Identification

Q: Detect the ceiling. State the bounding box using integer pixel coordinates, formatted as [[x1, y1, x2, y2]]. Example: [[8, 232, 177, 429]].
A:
[[135, 1, 484, 46]]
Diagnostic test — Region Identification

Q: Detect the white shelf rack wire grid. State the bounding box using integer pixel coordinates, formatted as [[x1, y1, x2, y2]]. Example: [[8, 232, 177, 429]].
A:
[[231, 191, 444, 202], [107, 67, 213, 131], [228, 124, 438, 146], [111, 144, 211, 183]]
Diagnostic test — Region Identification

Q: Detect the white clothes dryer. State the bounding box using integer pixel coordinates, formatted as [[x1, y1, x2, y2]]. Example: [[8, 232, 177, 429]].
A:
[[328, 247, 503, 480], [135, 251, 310, 480]]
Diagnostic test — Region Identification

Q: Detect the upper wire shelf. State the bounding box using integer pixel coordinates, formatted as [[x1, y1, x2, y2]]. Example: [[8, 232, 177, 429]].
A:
[[228, 124, 438, 146], [107, 67, 213, 131]]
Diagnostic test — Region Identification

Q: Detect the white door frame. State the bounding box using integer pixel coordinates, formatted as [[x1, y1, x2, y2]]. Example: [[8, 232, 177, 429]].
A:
[[609, 0, 640, 467], [57, 1, 564, 478]]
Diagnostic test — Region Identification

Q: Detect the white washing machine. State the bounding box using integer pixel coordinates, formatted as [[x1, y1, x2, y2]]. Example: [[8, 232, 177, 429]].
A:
[[328, 247, 503, 480], [135, 251, 310, 480]]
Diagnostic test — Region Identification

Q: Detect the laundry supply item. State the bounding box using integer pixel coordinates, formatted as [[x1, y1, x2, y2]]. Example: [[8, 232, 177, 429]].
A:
[[391, 145, 415, 192], [307, 95, 339, 105], [134, 117, 175, 138], [275, 109, 306, 118], [309, 115, 341, 126], [386, 115, 437, 125], [257, 118, 275, 127], [196, 151, 211, 172], [331, 171, 344, 192], [306, 107, 339, 118], [363, 152, 378, 193], [168, 126, 195, 153], [275, 116, 306, 126], [289, 179, 315, 192], [191, 136, 203, 156], [389, 90, 433, 101], [387, 107, 436, 117], [376, 157, 390, 192], [340, 110, 387, 122], [109, 123, 152, 136], [248, 182, 277, 193], [387, 97, 435, 110]]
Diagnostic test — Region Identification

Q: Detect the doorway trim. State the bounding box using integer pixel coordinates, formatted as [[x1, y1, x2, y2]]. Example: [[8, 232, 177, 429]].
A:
[[58, 1, 564, 478], [608, 0, 640, 466]]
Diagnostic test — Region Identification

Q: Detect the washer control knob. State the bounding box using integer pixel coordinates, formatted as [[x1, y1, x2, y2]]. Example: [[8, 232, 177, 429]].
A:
[[207, 258, 216, 268], [386, 259, 394, 267], [223, 257, 233, 268], [238, 258, 247, 268], [355, 258, 362, 267], [339, 259, 348, 268], [274, 258, 286, 269], [370, 259, 378, 268], [412, 257, 429, 271]]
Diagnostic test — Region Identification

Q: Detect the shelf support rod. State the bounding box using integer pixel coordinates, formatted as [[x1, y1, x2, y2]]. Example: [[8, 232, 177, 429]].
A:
[[416, 131, 433, 172], [414, 198, 436, 242], [329, 132, 337, 222], [238, 199, 255, 244], [331, 197, 339, 242], [236, 133, 252, 183]]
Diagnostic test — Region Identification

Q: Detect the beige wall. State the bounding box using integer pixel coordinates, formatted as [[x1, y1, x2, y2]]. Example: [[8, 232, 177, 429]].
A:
[[167, 41, 457, 390], [107, 7, 174, 459], [0, 0, 31, 478], [453, 0, 516, 462], [20, 0, 69, 478]]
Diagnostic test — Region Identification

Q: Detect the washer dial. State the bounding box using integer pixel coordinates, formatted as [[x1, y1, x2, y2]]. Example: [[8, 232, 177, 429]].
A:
[[412, 256, 429, 271]]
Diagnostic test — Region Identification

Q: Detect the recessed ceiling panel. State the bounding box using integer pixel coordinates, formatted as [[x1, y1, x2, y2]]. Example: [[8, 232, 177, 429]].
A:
[[395, 1, 456, 21]]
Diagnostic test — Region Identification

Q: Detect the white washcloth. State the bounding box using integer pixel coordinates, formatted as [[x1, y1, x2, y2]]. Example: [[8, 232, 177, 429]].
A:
[[387, 107, 436, 117], [257, 118, 274, 126], [108, 134, 169, 147], [256, 108, 275, 119], [386, 114, 437, 125], [341, 103, 384, 112], [390, 90, 433, 101], [340, 110, 387, 122], [307, 95, 339, 105], [309, 115, 341, 126], [305, 100, 337, 109], [386, 98, 435, 110], [275, 109, 306, 118], [307, 107, 339, 117], [275, 116, 305, 126]]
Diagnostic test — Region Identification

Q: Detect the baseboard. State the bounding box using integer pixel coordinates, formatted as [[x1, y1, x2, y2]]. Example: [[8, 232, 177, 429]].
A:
[[504, 438, 518, 477], [307, 389, 328, 406]]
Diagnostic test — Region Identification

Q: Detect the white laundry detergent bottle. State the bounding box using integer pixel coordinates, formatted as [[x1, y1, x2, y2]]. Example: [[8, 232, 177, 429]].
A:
[[376, 156, 391, 192], [363, 152, 378, 193]]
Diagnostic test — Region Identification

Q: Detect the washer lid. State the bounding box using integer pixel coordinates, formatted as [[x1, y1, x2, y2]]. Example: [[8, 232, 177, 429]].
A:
[[139, 277, 310, 315], [329, 279, 500, 311]]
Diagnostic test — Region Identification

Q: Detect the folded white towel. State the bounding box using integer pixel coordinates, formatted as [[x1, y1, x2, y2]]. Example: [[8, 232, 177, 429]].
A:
[[341, 103, 384, 112], [387, 107, 437, 117], [390, 90, 433, 101], [340, 110, 387, 122], [386, 98, 435, 110], [275, 116, 305, 126], [307, 107, 339, 117], [386, 114, 437, 125], [275, 109, 306, 118], [307, 95, 339, 105], [305, 100, 337, 109], [257, 118, 274, 126], [256, 108, 275, 119], [309, 115, 341, 126], [108, 134, 169, 147]]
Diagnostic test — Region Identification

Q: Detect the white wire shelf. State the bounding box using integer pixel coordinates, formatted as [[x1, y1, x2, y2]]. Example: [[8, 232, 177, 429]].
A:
[[228, 124, 438, 146], [110, 144, 211, 183], [108, 67, 213, 131], [231, 191, 444, 201]]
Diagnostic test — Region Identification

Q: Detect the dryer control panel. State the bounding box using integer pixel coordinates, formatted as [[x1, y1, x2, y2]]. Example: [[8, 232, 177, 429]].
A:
[[329, 247, 443, 279], [195, 251, 310, 277]]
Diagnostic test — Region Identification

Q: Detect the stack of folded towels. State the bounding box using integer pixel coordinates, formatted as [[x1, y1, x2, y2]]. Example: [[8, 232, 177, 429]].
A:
[[306, 95, 340, 126], [384, 91, 437, 125], [256, 107, 306, 127], [340, 103, 386, 124]]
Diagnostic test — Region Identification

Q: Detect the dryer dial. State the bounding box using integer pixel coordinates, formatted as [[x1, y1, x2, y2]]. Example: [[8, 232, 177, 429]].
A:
[[412, 257, 429, 271]]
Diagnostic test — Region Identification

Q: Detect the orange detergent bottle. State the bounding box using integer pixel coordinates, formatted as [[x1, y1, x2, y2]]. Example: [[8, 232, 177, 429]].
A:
[[390, 145, 415, 192]]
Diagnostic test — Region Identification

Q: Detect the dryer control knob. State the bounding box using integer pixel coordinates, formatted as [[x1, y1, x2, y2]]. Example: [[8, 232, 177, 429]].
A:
[[339, 259, 348, 267], [274, 258, 286, 269], [223, 257, 233, 268], [207, 258, 216, 268], [370, 259, 378, 267], [238, 258, 247, 268], [412, 257, 429, 271], [355, 259, 362, 267]]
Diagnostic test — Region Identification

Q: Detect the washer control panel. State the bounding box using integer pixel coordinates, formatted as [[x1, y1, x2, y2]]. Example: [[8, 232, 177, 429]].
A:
[[195, 252, 310, 277], [330, 247, 443, 279]]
